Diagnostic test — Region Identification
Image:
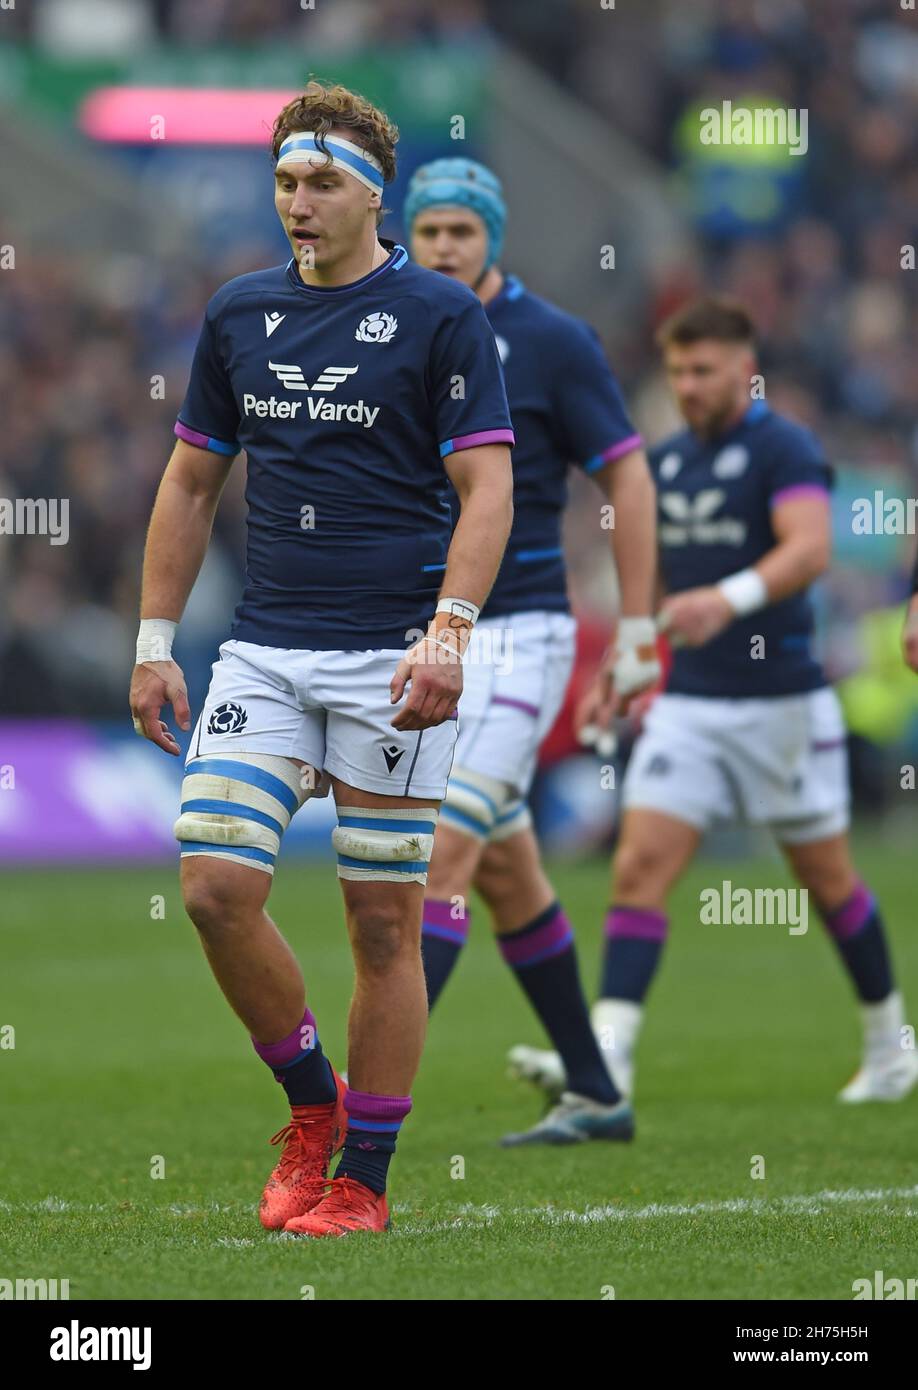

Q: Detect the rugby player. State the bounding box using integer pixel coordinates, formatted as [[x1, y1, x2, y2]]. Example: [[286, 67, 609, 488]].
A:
[[129, 83, 514, 1236], [406, 159, 660, 1144], [510, 297, 918, 1105]]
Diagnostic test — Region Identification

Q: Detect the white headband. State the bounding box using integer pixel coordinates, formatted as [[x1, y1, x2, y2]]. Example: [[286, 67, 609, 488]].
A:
[[276, 132, 385, 193]]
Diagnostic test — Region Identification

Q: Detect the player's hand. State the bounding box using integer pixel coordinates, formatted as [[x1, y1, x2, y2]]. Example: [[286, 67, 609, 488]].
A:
[[129, 659, 191, 755], [903, 596, 918, 673], [390, 636, 463, 731], [659, 587, 734, 648]]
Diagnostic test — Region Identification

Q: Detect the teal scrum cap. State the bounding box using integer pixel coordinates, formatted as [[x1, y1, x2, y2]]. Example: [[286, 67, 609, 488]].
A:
[[404, 157, 506, 269]]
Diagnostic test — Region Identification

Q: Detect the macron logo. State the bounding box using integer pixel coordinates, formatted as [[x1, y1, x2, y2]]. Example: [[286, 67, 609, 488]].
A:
[[264, 312, 286, 338], [269, 363, 358, 392]]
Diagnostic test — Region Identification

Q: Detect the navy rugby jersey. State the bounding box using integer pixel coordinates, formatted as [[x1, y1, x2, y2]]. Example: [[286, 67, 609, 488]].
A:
[[447, 275, 641, 618], [175, 240, 514, 649], [651, 401, 832, 697]]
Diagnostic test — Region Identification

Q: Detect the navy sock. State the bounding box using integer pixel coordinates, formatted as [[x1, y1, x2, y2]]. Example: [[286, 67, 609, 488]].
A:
[[335, 1090, 412, 1195], [600, 905, 668, 1002], [498, 903, 620, 1105], [252, 1006, 337, 1107], [822, 882, 893, 1003], [421, 898, 470, 1010]]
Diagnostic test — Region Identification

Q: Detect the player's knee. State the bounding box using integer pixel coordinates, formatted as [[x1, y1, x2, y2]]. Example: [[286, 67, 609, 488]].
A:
[[426, 824, 480, 898], [613, 838, 669, 901], [474, 843, 516, 911], [349, 905, 417, 975], [181, 859, 259, 934]]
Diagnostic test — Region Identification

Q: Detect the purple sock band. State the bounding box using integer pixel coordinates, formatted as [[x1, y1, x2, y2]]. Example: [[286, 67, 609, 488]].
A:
[[499, 908, 574, 969], [252, 1007, 318, 1069], [344, 1089, 412, 1124], [422, 897, 470, 945], [606, 906, 668, 943], [823, 882, 875, 942]]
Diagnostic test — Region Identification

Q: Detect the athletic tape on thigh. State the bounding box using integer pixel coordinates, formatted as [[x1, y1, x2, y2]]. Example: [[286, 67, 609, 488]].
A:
[[488, 795, 532, 843], [174, 752, 313, 876], [439, 766, 509, 841], [333, 805, 440, 884]]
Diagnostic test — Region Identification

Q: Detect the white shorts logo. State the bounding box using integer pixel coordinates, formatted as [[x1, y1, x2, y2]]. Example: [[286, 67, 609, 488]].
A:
[[355, 312, 398, 344]]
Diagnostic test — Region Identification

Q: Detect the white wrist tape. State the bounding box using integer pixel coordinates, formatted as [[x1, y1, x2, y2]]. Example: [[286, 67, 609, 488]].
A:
[[717, 568, 768, 617], [136, 618, 177, 665], [435, 597, 480, 626], [616, 616, 657, 651]]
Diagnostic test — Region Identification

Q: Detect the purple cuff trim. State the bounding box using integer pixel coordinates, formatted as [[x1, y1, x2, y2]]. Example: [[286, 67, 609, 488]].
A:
[[175, 420, 238, 456], [811, 738, 846, 752], [499, 910, 574, 967], [252, 1007, 318, 1068], [770, 484, 830, 508], [440, 428, 515, 458], [824, 881, 875, 941], [606, 906, 668, 943], [583, 433, 643, 474], [601, 432, 643, 463], [491, 694, 540, 718], [344, 1089, 413, 1123]]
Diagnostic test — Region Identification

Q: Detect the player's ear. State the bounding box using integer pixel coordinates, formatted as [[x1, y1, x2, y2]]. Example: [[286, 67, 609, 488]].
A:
[[368, 189, 382, 215]]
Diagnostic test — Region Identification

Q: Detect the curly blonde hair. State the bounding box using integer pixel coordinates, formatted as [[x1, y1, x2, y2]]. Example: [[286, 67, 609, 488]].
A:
[[272, 80, 399, 226]]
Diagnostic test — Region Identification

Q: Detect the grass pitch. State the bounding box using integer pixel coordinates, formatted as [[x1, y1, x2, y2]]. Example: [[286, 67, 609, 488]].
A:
[[2, 833, 917, 1300]]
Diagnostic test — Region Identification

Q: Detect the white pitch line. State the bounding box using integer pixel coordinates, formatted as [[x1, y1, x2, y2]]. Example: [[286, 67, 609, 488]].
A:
[[3, 1187, 917, 1235], [441, 1186, 918, 1227]]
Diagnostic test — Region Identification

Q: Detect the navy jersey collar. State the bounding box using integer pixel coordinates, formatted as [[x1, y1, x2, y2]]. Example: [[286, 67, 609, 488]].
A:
[[284, 239, 407, 297], [697, 398, 770, 447], [484, 273, 525, 318]]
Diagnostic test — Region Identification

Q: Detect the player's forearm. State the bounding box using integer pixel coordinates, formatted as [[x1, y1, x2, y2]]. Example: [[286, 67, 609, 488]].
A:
[[751, 535, 829, 605], [603, 448, 657, 617], [140, 473, 222, 621], [442, 476, 513, 610]]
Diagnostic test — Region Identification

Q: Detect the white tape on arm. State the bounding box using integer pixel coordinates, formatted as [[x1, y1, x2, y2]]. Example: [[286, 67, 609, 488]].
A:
[[435, 597, 480, 626], [716, 568, 768, 617], [136, 619, 177, 665]]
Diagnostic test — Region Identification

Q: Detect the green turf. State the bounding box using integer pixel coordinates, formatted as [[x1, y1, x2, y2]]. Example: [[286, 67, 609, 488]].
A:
[[2, 834, 917, 1300]]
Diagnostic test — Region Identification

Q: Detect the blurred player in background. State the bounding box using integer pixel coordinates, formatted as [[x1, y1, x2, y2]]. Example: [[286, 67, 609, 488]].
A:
[[129, 83, 514, 1237], [903, 565, 918, 674], [406, 159, 660, 1144], [511, 297, 917, 1106]]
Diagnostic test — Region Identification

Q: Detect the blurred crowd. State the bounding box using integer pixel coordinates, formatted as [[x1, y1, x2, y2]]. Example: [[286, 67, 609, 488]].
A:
[[3, 0, 918, 729]]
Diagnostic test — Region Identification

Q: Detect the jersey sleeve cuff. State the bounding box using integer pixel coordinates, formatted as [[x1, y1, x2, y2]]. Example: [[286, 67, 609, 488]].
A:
[[582, 433, 643, 473], [439, 428, 515, 458], [175, 420, 239, 457], [770, 483, 830, 508]]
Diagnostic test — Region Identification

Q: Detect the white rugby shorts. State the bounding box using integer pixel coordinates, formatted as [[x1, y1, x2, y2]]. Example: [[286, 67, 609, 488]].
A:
[[622, 686, 850, 843], [187, 639, 458, 799]]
